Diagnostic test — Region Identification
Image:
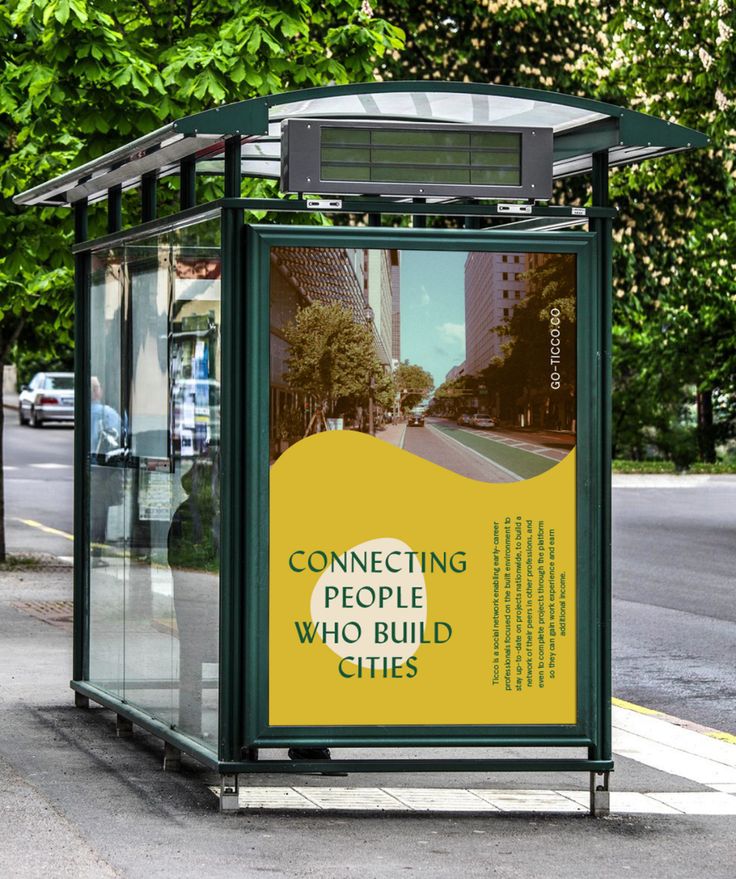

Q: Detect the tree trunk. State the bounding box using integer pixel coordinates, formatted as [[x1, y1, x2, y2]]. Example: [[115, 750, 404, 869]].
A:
[[696, 388, 716, 463]]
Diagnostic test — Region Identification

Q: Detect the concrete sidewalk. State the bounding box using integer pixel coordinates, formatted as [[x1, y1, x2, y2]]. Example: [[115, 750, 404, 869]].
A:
[[2, 391, 19, 409], [1, 561, 735, 879]]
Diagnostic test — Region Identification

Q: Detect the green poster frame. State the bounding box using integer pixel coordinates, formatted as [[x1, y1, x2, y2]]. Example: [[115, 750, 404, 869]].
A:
[[243, 224, 606, 765]]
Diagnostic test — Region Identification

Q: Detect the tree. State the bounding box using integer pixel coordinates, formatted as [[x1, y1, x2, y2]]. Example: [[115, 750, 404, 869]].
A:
[[576, 0, 736, 462], [283, 302, 386, 429], [394, 361, 433, 412], [0, 0, 404, 560]]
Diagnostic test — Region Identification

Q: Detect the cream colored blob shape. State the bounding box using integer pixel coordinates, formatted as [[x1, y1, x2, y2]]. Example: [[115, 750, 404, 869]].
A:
[[310, 537, 427, 665]]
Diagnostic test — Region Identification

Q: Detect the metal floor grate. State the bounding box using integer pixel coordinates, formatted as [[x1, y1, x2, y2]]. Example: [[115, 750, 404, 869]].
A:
[[12, 599, 74, 629]]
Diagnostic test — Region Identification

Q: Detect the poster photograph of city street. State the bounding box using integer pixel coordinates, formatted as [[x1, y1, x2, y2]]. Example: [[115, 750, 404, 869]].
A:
[[270, 246, 576, 483]]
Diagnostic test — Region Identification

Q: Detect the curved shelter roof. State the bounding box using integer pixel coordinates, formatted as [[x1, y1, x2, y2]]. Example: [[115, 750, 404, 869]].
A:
[[15, 81, 708, 207]]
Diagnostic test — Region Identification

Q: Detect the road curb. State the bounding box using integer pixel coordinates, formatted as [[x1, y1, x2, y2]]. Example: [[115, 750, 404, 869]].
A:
[[613, 697, 736, 746]]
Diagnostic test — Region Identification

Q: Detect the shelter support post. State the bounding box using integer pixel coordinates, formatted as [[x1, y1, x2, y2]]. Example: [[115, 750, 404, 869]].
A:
[[107, 184, 122, 234], [589, 149, 614, 774], [218, 204, 245, 764], [141, 171, 157, 223], [219, 774, 240, 812], [72, 198, 89, 687], [180, 156, 196, 210], [224, 137, 241, 198], [116, 714, 133, 738], [590, 770, 611, 817], [163, 742, 182, 772]]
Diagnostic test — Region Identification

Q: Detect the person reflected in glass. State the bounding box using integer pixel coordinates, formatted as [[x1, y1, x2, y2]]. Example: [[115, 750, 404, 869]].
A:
[[168, 448, 220, 738], [90, 376, 123, 566]]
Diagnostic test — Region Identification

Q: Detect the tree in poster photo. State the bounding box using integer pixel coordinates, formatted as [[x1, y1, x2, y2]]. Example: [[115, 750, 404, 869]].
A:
[[485, 254, 576, 432], [283, 302, 391, 434]]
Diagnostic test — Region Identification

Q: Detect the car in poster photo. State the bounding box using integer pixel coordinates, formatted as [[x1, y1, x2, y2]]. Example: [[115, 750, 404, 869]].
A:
[[470, 414, 496, 430], [408, 409, 425, 426], [18, 372, 75, 427]]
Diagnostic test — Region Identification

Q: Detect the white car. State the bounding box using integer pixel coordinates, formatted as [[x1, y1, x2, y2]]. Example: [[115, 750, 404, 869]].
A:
[[18, 372, 75, 427]]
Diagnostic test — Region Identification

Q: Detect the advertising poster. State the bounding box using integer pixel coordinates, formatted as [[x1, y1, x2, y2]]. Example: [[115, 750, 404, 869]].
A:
[[268, 245, 577, 728]]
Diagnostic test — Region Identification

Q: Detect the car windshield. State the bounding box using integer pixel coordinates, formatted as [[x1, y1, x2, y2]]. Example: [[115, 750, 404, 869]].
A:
[[45, 375, 74, 390]]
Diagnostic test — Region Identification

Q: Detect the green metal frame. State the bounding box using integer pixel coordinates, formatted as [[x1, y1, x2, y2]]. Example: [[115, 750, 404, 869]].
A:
[[235, 223, 607, 773], [175, 80, 705, 151]]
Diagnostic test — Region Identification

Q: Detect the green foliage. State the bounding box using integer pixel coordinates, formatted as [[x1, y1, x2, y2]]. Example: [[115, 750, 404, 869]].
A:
[[0, 0, 405, 368], [576, 0, 736, 461], [394, 360, 433, 411], [611, 460, 677, 474], [381, 0, 736, 463]]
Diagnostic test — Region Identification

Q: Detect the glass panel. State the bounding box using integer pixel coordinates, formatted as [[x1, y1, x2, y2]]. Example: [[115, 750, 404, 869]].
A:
[[167, 224, 221, 745], [321, 163, 371, 182], [321, 147, 371, 163], [373, 166, 470, 184], [87, 218, 221, 752], [122, 241, 177, 728], [88, 249, 126, 698], [320, 128, 523, 189], [371, 129, 469, 148], [125, 220, 221, 746], [471, 168, 521, 185], [46, 375, 74, 390], [371, 148, 470, 166], [322, 126, 370, 145], [268, 244, 578, 729], [470, 132, 520, 150]]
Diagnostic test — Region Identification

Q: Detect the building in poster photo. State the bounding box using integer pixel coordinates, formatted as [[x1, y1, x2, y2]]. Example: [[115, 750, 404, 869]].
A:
[[269, 247, 398, 459], [460, 250, 576, 435]]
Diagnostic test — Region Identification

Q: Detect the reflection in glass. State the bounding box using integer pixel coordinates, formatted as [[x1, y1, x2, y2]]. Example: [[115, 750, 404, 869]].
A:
[[87, 220, 221, 749], [88, 253, 125, 697], [270, 247, 575, 483]]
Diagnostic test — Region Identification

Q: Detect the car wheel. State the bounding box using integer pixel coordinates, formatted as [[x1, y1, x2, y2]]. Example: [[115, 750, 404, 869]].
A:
[[18, 406, 29, 426], [31, 407, 42, 428]]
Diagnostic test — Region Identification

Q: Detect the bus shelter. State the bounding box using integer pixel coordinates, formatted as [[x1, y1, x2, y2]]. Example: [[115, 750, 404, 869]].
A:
[[15, 82, 707, 814]]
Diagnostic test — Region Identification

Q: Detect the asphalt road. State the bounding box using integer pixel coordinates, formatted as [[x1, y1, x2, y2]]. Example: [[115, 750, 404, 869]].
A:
[[2, 416, 74, 555], [3, 416, 735, 733], [612, 479, 736, 733]]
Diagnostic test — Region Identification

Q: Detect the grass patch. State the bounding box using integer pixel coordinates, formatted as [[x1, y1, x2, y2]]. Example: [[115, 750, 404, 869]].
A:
[[613, 459, 736, 474], [612, 460, 677, 474], [0, 553, 71, 571], [687, 461, 736, 474]]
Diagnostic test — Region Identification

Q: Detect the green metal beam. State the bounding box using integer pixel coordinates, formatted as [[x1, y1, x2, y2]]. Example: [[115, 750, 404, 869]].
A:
[[72, 198, 89, 684]]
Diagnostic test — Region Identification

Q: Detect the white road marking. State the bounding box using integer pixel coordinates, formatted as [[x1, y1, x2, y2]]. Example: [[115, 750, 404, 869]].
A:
[[398, 424, 407, 450], [30, 463, 71, 469]]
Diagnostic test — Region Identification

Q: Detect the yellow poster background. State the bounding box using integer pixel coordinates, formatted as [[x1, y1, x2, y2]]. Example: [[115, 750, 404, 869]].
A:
[[269, 430, 576, 727]]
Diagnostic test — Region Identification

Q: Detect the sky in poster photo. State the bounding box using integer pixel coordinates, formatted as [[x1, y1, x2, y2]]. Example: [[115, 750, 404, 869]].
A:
[[399, 249, 467, 388]]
